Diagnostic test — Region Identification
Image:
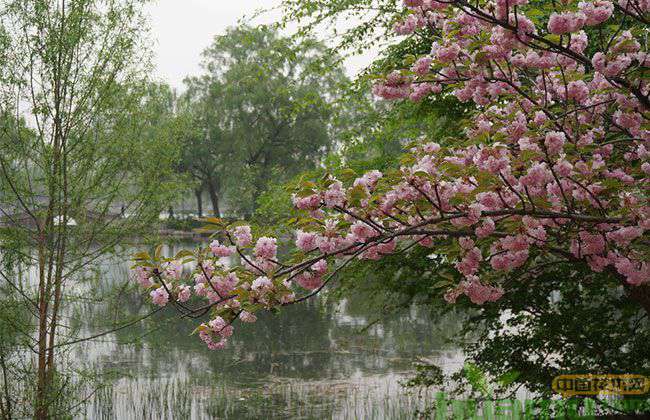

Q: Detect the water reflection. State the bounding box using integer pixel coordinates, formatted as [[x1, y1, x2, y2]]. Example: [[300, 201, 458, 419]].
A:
[[56, 242, 462, 419]]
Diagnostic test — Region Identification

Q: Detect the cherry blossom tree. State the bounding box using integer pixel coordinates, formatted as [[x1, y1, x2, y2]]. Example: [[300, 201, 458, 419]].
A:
[[133, 0, 649, 349]]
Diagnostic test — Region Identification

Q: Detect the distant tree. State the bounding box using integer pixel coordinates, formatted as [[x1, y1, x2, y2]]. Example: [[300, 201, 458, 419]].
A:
[[178, 25, 348, 217]]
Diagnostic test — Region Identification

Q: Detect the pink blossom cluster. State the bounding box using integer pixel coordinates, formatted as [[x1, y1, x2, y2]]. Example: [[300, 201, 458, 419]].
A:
[[199, 316, 233, 350], [210, 240, 234, 257]]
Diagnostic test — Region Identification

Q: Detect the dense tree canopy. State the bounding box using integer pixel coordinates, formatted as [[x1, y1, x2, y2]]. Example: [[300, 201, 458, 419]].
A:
[[177, 25, 349, 217]]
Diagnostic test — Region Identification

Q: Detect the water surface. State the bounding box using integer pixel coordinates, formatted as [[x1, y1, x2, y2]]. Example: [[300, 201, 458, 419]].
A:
[[40, 242, 464, 419]]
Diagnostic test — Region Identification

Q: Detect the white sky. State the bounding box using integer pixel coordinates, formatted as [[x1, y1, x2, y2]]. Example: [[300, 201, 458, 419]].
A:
[[145, 0, 375, 91]]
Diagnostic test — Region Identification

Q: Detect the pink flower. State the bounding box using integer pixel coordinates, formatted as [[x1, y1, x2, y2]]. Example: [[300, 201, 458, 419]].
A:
[[239, 311, 257, 323], [544, 131, 566, 155], [476, 192, 501, 210], [566, 80, 589, 103], [501, 235, 529, 252], [424, 0, 449, 10], [411, 56, 432, 75], [435, 43, 460, 62], [444, 287, 463, 304], [592, 52, 632, 77], [459, 237, 475, 250], [177, 285, 191, 303], [618, 0, 650, 13], [423, 142, 441, 154], [613, 110, 642, 132], [311, 259, 328, 275], [293, 193, 321, 210], [490, 249, 529, 271], [579, 1, 614, 25], [296, 272, 323, 290], [607, 226, 643, 246], [251, 276, 273, 292], [548, 12, 586, 34], [376, 239, 396, 255], [316, 235, 338, 253], [520, 162, 551, 187], [163, 261, 183, 280], [410, 83, 433, 102], [373, 71, 411, 99], [135, 266, 153, 288], [210, 240, 234, 257], [570, 231, 606, 257], [456, 247, 482, 276], [233, 225, 253, 247], [614, 256, 650, 286], [254, 237, 277, 260], [350, 221, 379, 241], [463, 278, 504, 305], [569, 31, 589, 53], [209, 316, 233, 338], [150, 287, 169, 307], [394, 14, 424, 35], [199, 328, 228, 350], [553, 159, 573, 177], [295, 230, 318, 252], [641, 162, 650, 175], [354, 170, 383, 190], [475, 218, 496, 238], [323, 181, 346, 208]]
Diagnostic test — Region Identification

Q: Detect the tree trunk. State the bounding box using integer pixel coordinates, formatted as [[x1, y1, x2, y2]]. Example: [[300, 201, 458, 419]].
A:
[[630, 284, 650, 316], [206, 179, 220, 217], [35, 243, 49, 420], [195, 188, 203, 218]]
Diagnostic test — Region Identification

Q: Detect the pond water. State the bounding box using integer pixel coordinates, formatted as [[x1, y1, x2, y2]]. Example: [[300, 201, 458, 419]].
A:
[[19, 241, 467, 419]]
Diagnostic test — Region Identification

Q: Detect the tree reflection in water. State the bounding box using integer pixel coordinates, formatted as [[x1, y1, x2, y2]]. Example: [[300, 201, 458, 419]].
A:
[[66, 242, 463, 419]]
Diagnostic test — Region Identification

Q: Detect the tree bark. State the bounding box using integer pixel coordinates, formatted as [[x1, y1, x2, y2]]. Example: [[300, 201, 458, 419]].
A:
[[195, 188, 203, 218]]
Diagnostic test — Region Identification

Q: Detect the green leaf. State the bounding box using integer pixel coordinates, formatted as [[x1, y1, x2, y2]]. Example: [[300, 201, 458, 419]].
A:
[[132, 251, 150, 261], [202, 217, 223, 225], [348, 184, 367, 207], [339, 168, 357, 181], [432, 279, 452, 289], [174, 250, 194, 259], [296, 188, 316, 198], [497, 370, 521, 387], [463, 362, 492, 397]]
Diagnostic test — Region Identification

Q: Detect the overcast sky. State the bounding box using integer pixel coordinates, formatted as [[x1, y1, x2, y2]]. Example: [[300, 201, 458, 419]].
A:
[[145, 0, 374, 91]]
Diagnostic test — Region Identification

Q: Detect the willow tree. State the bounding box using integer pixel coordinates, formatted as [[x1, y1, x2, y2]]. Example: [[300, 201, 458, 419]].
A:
[[178, 25, 348, 217], [0, 1, 179, 417]]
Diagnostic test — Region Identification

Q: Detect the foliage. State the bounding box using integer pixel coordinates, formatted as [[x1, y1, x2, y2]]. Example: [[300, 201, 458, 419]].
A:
[[177, 25, 349, 217], [134, 0, 649, 416]]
